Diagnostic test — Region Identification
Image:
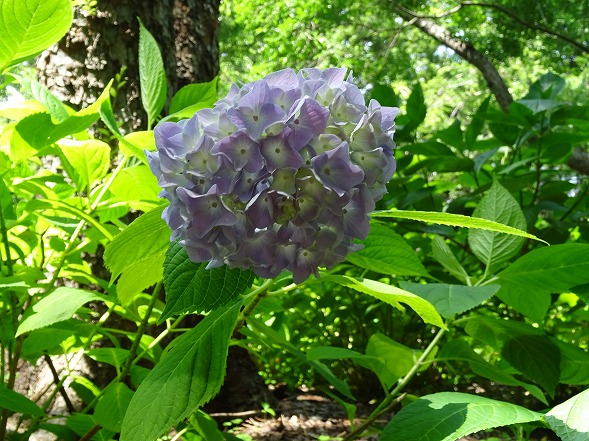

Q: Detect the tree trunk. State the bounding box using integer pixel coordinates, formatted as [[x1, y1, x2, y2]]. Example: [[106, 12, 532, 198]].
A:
[[37, 0, 221, 131]]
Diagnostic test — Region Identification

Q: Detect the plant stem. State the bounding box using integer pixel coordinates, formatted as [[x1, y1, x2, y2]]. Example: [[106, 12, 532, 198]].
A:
[[343, 327, 447, 441]]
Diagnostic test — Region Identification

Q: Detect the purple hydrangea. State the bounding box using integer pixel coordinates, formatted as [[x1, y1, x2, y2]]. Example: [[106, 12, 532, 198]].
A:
[[148, 68, 398, 283]]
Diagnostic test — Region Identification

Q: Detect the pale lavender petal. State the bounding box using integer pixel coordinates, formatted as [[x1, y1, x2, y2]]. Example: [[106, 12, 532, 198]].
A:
[[260, 132, 303, 172], [288, 98, 330, 149], [311, 142, 364, 196], [211, 130, 264, 172]]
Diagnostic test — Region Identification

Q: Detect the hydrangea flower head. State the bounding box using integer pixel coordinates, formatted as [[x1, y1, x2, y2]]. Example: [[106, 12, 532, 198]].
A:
[[148, 68, 398, 283]]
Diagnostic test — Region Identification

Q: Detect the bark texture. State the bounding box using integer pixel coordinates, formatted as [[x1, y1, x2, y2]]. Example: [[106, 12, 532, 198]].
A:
[[37, 0, 220, 130], [396, 8, 513, 112]]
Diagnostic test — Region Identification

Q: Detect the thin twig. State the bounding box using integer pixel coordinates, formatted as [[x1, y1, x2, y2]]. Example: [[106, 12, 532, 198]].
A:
[[43, 355, 75, 413]]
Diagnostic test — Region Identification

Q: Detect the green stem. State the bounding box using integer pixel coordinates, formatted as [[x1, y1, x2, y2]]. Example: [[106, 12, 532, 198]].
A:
[[118, 281, 162, 382], [343, 327, 447, 441]]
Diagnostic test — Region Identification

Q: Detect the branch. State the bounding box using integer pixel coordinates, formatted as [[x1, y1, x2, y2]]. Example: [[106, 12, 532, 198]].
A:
[[394, 5, 513, 112], [397, 3, 589, 55]]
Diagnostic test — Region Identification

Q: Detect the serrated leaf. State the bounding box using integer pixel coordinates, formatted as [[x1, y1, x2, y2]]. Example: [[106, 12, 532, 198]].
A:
[[0, 0, 73, 71], [502, 334, 560, 398], [0, 387, 45, 416], [23, 78, 69, 122], [16, 287, 104, 337], [138, 19, 167, 128], [399, 283, 499, 319], [120, 131, 156, 164], [103, 205, 169, 281], [94, 382, 134, 432], [462, 316, 544, 350], [58, 139, 111, 191], [431, 235, 469, 283], [160, 241, 255, 320], [347, 222, 430, 277], [86, 348, 130, 371], [321, 275, 445, 329], [371, 210, 545, 243], [381, 392, 543, 441], [169, 78, 218, 114], [468, 181, 526, 270], [120, 300, 242, 441], [546, 388, 589, 441]]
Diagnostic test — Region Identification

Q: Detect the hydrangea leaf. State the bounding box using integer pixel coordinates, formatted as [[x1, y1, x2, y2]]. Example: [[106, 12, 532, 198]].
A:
[[138, 19, 167, 128], [546, 388, 589, 441], [0, 0, 73, 72], [322, 275, 445, 329], [16, 287, 104, 337], [120, 300, 242, 441], [399, 282, 499, 319], [347, 222, 430, 277], [381, 392, 543, 441], [468, 180, 527, 270], [431, 235, 469, 283], [160, 241, 255, 320]]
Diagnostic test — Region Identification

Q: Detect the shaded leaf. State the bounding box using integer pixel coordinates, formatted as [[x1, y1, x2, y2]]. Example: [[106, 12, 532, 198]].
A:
[[0, 387, 45, 416], [399, 283, 499, 319], [169, 77, 218, 114], [94, 383, 134, 432]]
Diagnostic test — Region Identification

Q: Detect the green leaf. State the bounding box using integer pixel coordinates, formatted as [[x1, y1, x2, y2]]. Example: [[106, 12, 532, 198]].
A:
[[431, 235, 469, 283], [306, 346, 384, 375], [366, 333, 426, 389], [399, 283, 499, 319], [555, 338, 589, 385], [462, 316, 544, 350], [0, 0, 73, 71], [138, 19, 167, 128], [120, 300, 242, 441], [0, 387, 45, 416], [23, 77, 69, 122], [321, 275, 445, 329], [109, 164, 161, 210], [94, 382, 134, 432], [381, 392, 543, 441], [86, 348, 130, 371], [465, 96, 491, 148], [245, 317, 354, 400], [468, 181, 526, 270], [116, 256, 165, 306], [546, 388, 589, 441], [58, 139, 111, 192], [438, 339, 547, 404], [104, 205, 169, 281], [496, 244, 589, 321], [347, 222, 429, 277], [16, 287, 104, 337], [501, 334, 560, 398], [497, 243, 589, 293], [371, 210, 545, 243], [160, 241, 255, 320], [169, 77, 218, 114]]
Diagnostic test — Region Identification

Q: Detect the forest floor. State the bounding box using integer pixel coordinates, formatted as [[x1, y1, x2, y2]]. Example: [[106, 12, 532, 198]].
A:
[[221, 391, 558, 441]]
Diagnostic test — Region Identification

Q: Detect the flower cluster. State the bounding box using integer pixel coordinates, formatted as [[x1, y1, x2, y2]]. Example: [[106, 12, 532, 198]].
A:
[[148, 68, 398, 283]]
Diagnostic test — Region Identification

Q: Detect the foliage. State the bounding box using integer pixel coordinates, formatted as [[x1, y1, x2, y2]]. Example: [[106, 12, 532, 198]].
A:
[[1, 1, 589, 441]]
